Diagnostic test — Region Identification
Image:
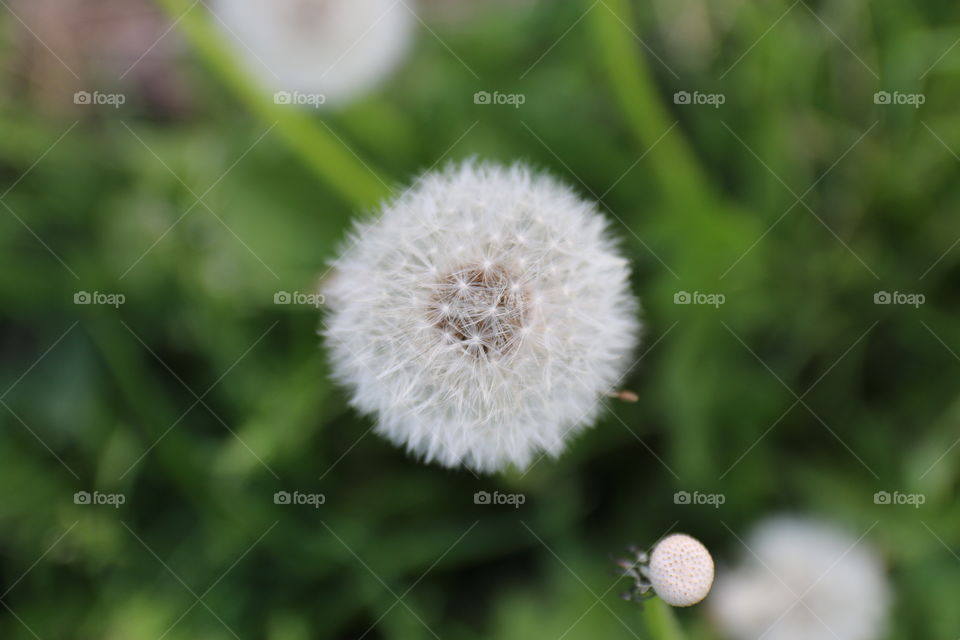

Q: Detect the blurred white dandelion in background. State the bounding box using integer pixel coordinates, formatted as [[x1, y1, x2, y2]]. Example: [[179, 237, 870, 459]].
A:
[[710, 516, 891, 640], [210, 0, 416, 105], [323, 161, 641, 473]]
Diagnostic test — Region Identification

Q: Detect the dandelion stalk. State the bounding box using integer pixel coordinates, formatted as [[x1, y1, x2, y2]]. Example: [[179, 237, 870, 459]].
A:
[[154, 0, 391, 208], [638, 598, 687, 640], [587, 0, 711, 208]]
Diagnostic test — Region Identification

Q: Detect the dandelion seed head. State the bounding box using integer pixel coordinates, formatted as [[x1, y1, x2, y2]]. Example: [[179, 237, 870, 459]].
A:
[[323, 161, 641, 472]]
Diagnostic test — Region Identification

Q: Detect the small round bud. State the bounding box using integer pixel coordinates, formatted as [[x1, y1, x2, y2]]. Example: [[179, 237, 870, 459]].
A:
[[648, 533, 714, 607]]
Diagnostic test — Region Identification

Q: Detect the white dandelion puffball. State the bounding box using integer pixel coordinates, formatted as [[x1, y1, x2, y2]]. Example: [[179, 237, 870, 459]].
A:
[[648, 534, 715, 606], [323, 162, 641, 473], [709, 517, 891, 640], [210, 0, 415, 105]]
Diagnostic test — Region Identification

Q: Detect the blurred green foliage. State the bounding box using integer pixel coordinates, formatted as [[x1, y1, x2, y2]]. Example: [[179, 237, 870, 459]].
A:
[[1, 0, 959, 638]]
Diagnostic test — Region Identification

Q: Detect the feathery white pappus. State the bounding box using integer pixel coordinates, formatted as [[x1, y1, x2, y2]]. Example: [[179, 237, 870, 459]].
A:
[[210, 0, 415, 105], [322, 161, 641, 473], [648, 533, 715, 607], [708, 517, 891, 640]]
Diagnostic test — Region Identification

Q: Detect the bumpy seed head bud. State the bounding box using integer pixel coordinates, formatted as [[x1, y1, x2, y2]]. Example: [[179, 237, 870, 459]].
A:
[[648, 533, 715, 607]]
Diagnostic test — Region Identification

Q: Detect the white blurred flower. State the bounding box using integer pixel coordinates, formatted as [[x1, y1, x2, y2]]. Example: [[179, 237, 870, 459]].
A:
[[710, 516, 891, 640], [323, 161, 641, 473], [210, 0, 416, 105]]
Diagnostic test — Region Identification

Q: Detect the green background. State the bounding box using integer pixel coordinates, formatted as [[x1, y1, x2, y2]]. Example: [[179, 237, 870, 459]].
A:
[[1, 0, 958, 638]]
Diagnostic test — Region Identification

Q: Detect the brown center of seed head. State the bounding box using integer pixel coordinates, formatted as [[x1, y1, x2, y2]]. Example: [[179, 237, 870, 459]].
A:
[[429, 263, 528, 357]]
